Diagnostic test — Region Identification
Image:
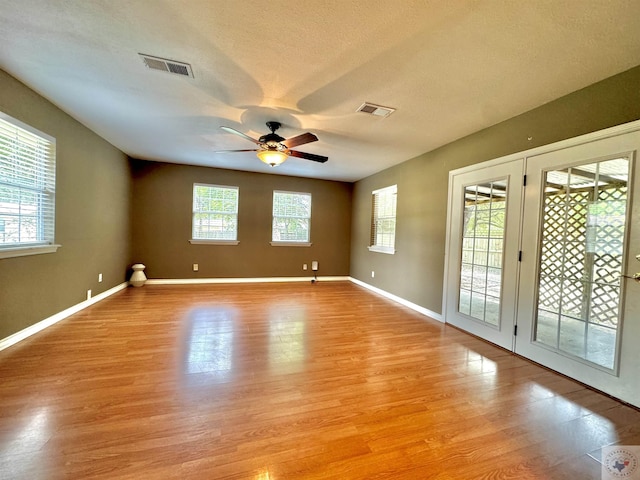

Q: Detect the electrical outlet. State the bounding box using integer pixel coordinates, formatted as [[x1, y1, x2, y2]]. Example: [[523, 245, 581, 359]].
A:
[[87, 289, 92, 300], [303, 264, 307, 270], [371, 271, 375, 278], [98, 273, 103, 283], [312, 261, 318, 271], [193, 263, 199, 272]]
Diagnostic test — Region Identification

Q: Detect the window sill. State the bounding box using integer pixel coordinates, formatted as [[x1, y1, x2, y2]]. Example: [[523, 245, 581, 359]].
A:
[[368, 245, 396, 255], [189, 239, 240, 245], [0, 244, 61, 259], [270, 241, 312, 247]]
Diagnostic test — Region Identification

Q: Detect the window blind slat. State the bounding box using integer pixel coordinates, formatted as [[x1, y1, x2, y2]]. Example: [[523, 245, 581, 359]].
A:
[[370, 185, 397, 251], [0, 114, 56, 248]]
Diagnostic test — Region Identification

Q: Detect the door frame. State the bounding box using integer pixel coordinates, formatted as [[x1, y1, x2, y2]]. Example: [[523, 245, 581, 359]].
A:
[[443, 159, 524, 351], [443, 119, 640, 408]]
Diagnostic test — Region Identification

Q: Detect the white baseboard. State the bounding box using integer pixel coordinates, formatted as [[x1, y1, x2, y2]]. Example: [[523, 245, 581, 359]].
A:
[[143, 276, 442, 322], [348, 277, 443, 322], [145, 276, 350, 285], [1, 277, 440, 352], [0, 282, 129, 352]]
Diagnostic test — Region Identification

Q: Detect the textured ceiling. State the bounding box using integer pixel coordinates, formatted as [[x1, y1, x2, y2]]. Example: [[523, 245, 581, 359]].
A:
[[2, 1, 640, 182]]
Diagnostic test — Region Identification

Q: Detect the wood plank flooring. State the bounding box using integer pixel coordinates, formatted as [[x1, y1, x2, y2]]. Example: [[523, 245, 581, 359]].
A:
[[1, 281, 639, 479]]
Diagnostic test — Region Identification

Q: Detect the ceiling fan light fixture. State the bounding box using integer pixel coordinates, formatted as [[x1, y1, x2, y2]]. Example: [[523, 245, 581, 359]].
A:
[[257, 149, 288, 167]]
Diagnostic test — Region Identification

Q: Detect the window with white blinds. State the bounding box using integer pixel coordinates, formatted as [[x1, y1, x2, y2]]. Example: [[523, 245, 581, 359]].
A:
[[272, 191, 311, 244], [0, 112, 57, 257], [191, 184, 239, 243], [369, 184, 397, 254]]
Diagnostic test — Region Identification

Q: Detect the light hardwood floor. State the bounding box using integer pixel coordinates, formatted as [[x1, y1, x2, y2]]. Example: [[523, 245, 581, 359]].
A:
[[1, 282, 639, 479]]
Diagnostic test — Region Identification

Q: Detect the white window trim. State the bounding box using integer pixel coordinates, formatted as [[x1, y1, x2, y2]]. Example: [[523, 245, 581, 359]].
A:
[[369, 184, 397, 255], [368, 245, 396, 254], [0, 244, 61, 260], [0, 112, 58, 259], [189, 239, 240, 246], [191, 183, 239, 242], [272, 190, 312, 244], [270, 241, 312, 247]]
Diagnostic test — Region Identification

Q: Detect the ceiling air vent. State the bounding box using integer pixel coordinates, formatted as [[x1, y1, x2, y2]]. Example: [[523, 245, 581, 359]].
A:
[[139, 54, 194, 78], [356, 102, 395, 118]]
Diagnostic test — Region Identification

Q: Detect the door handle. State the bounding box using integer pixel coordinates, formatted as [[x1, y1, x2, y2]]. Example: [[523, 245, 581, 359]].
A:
[[620, 254, 640, 281]]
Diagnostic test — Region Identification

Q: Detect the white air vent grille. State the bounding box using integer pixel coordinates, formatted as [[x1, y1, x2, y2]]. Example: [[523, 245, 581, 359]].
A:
[[139, 54, 194, 78], [357, 102, 395, 117]]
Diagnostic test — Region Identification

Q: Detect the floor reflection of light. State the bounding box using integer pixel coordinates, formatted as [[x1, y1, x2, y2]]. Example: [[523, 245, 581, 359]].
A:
[[184, 308, 235, 376], [269, 306, 306, 373], [464, 353, 498, 375], [529, 382, 556, 401], [8, 407, 50, 451], [458, 350, 499, 395], [1, 407, 50, 477], [519, 385, 620, 454], [255, 468, 272, 480], [460, 350, 498, 385]]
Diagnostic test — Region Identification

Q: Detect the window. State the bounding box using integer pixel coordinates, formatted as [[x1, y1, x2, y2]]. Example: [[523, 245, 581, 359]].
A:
[[369, 184, 397, 254], [190, 184, 239, 244], [272, 191, 311, 245], [0, 112, 57, 259]]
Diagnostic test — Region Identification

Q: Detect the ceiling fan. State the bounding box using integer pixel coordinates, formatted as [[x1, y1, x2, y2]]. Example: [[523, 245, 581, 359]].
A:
[[218, 121, 329, 167]]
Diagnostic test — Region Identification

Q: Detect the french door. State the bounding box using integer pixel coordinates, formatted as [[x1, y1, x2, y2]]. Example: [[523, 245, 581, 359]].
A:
[[444, 159, 524, 350], [515, 131, 640, 402], [444, 125, 640, 407]]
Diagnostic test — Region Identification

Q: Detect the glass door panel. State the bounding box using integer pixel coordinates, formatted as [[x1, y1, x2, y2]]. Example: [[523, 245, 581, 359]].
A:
[[459, 181, 507, 327], [444, 160, 523, 351], [534, 158, 629, 370]]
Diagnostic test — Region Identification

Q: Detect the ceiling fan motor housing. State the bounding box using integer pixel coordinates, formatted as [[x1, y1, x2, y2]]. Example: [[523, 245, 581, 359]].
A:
[[259, 133, 287, 150], [260, 122, 286, 150]]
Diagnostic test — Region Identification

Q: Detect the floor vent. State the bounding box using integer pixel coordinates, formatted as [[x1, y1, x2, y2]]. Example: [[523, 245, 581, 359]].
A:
[[139, 54, 194, 78], [356, 102, 395, 117]]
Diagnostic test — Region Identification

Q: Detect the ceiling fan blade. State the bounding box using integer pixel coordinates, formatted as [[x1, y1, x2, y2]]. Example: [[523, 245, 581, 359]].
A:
[[289, 149, 328, 163], [282, 132, 318, 148], [214, 149, 258, 153], [220, 126, 261, 145]]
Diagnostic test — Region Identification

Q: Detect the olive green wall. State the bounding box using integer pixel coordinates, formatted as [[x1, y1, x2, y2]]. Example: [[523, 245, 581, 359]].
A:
[[130, 160, 352, 279], [3, 63, 640, 342], [350, 65, 640, 316], [0, 70, 132, 340]]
